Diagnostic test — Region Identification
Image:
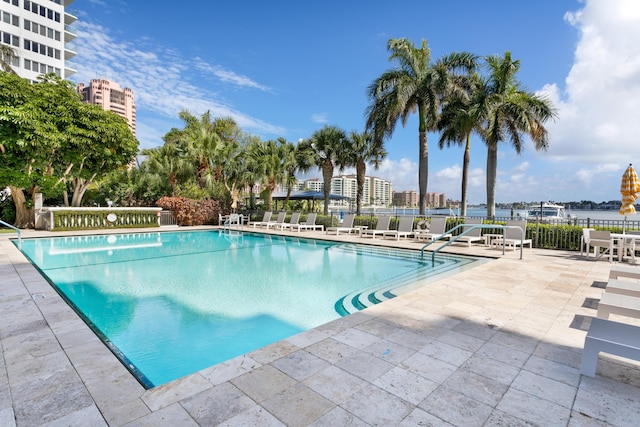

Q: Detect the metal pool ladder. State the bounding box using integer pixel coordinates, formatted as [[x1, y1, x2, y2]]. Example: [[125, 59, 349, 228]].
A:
[[420, 223, 525, 263], [0, 219, 21, 249]]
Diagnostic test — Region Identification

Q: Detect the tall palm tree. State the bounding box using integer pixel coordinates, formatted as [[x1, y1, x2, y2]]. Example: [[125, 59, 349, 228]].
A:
[[482, 52, 557, 218], [297, 125, 348, 215], [437, 72, 486, 217], [250, 139, 289, 211], [365, 38, 477, 214], [278, 137, 301, 207], [345, 131, 387, 215]]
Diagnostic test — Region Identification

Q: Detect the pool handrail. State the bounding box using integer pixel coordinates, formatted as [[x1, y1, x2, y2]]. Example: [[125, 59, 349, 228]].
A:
[[0, 219, 21, 249], [420, 223, 525, 262]]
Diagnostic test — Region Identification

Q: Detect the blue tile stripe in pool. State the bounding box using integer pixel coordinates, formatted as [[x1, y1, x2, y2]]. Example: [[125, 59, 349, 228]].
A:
[[17, 230, 480, 388]]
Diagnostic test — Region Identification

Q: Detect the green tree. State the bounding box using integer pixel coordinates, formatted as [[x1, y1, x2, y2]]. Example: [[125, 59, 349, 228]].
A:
[[140, 143, 194, 196], [298, 125, 348, 215], [345, 131, 387, 215], [481, 52, 557, 218], [365, 38, 476, 214], [250, 139, 290, 211], [0, 73, 137, 226], [437, 72, 486, 217]]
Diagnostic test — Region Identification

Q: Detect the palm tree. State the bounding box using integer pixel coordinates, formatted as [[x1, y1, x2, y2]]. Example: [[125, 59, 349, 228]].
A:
[[437, 72, 486, 217], [481, 52, 557, 218], [0, 44, 18, 74], [278, 137, 301, 207], [345, 131, 387, 215], [297, 125, 348, 215], [141, 144, 194, 196], [365, 38, 477, 214], [250, 139, 289, 211]]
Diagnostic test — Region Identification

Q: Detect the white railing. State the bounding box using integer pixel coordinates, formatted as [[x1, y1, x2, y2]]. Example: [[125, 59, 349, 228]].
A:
[[36, 207, 162, 231]]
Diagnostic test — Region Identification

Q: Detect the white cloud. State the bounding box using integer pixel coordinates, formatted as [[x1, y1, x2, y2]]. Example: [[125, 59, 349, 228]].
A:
[[545, 0, 640, 166], [376, 158, 417, 191], [192, 58, 271, 91], [311, 113, 329, 124], [70, 22, 284, 150]]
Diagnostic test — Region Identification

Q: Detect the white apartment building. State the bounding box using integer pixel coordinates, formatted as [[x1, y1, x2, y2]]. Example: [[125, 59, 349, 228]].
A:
[[0, 0, 77, 81], [303, 175, 392, 206], [369, 176, 392, 206], [302, 178, 323, 193]]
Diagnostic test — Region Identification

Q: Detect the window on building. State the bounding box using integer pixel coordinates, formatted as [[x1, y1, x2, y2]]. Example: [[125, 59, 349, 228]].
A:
[[31, 3, 38, 14], [47, 27, 53, 38], [24, 19, 30, 30], [54, 67, 60, 76], [24, 0, 30, 10], [40, 25, 46, 36], [54, 30, 59, 41], [39, 44, 45, 55], [3, 32, 10, 44], [40, 63, 46, 73], [54, 49, 59, 59], [47, 46, 52, 57], [54, 12, 59, 22], [39, 5, 45, 17], [11, 34, 18, 46]]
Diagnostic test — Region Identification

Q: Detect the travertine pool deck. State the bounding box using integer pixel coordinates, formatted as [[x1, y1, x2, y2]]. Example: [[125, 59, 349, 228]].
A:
[[1, 226, 639, 426]]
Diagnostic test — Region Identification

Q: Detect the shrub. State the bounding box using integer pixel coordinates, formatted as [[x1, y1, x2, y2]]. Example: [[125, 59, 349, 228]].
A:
[[156, 196, 224, 226]]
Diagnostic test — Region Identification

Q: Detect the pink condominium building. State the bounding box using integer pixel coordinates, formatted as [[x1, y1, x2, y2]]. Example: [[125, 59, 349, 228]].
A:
[[77, 79, 137, 135]]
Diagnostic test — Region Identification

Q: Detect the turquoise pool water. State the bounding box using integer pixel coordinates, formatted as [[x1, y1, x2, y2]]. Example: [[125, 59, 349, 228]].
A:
[[19, 230, 481, 387]]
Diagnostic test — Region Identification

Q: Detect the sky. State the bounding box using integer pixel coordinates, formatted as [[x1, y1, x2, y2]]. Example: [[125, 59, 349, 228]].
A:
[[69, 0, 640, 205]]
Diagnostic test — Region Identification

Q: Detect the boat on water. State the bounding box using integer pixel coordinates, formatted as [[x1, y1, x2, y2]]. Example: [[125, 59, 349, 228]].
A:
[[526, 202, 576, 222]]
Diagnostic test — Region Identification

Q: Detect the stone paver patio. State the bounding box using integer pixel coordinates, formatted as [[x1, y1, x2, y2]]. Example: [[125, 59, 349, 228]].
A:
[[1, 226, 639, 426]]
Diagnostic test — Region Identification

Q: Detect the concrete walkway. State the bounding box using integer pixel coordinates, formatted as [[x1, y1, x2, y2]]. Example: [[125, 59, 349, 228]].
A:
[[1, 227, 639, 426]]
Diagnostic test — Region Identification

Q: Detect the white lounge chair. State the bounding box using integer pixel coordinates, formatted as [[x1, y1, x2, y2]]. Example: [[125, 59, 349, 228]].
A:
[[383, 216, 415, 240], [609, 265, 640, 281], [451, 218, 484, 247], [278, 212, 301, 231], [250, 211, 272, 228], [291, 213, 324, 232], [326, 213, 356, 235], [580, 317, 640, 377], [360, 216, 391, 239], [491, 220, 532, 250], [415, 216, 448, 242], [265, 211, 287, 229]]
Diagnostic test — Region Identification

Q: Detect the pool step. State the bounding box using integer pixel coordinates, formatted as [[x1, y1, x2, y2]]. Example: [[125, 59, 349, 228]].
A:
[[334, 259, 464, 316]]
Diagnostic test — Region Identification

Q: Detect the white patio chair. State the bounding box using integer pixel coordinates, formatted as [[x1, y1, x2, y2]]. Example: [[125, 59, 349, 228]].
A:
[[588, 230, 615, 262]]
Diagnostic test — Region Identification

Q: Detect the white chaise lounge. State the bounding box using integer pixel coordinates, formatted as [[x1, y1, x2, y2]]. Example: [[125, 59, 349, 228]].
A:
[[360, 216, 391, 239], [580, 317, 640, 377]]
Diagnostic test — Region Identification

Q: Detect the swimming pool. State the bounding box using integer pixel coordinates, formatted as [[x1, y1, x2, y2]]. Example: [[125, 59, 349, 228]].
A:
[[18, 230, 482, 388]]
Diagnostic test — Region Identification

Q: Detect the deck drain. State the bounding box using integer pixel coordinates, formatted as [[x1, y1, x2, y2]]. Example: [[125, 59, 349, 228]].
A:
[[31, 293, 46, 300]]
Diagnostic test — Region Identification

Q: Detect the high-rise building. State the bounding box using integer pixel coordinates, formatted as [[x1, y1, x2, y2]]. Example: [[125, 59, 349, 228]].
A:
[[392, 190, 419, 207], [77, 79, 137, 135], [0, 0, 77, 81]]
